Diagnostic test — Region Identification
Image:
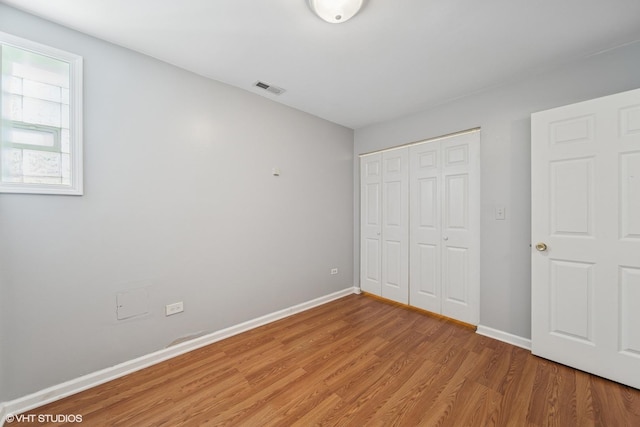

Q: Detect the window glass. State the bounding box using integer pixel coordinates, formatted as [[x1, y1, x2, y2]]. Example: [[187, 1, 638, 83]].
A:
[[1, 32, 82, 195]]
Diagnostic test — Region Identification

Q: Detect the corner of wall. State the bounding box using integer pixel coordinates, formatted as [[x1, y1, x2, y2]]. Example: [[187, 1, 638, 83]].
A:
[[476, 325, 531, 350]]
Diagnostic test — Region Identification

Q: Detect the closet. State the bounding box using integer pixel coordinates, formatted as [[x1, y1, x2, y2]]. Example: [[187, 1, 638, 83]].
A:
[[360, 130, 480, 325]]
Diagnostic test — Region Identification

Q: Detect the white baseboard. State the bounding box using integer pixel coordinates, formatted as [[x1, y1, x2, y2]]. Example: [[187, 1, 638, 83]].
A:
[[476, 325, 532, 351], [1, 287, 357, 419], [0, 403, 6, 426]]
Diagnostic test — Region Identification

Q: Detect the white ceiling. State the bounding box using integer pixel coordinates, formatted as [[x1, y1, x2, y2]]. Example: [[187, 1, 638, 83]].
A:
[[3, 0, 640, 129]]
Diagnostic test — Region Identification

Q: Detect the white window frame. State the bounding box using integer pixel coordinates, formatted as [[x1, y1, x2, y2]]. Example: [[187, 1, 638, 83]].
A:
[[0, 31, 83, 195]]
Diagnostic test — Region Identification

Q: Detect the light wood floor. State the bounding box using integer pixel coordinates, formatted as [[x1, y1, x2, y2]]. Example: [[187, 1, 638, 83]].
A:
[[14, 294, 640, 426]]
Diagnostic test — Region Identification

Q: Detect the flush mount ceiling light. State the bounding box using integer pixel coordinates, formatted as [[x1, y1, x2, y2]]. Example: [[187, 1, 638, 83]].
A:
[[308, 0, 364, 24]]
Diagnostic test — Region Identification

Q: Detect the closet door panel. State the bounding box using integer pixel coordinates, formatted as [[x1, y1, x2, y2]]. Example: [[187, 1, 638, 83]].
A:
[[440, 132, 480, 325], [360, 154, 382, 295], [381, 149, 409, 304], [410, 143, 442, 312]]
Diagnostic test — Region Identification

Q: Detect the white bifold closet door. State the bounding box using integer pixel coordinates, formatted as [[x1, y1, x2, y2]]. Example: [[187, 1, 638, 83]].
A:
[[381, 149, 409, 304], [409, 132, 480, 325], [360, 131, 480, 324], [359, 149, 409, 304], [360, 153, 383, 295]]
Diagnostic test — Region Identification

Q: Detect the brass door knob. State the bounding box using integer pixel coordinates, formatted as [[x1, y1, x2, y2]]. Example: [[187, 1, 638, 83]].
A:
[[535, 242, 548, 252]]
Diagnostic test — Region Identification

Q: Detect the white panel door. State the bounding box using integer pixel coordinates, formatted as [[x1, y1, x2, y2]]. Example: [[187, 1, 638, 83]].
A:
[[381, 148, 409, 304], [532, 88, 640, 389], [409, 142, 442, 313], [440, 132, 480, 324], [360, 153, 382, 295], [409, 131, 480, 325]]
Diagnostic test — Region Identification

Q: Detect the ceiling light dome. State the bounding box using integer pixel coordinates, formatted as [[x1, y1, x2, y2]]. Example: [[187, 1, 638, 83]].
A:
[[308, 0, 364, 24]]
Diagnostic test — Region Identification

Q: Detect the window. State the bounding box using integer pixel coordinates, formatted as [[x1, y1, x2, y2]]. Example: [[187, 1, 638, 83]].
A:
[[0, 32, 83, 195]]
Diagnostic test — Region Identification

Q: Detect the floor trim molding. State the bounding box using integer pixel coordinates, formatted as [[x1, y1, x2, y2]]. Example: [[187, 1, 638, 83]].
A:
[[1, 287, 357, 418], [476, 325, 532, 350], [0, 403, 6, 425]]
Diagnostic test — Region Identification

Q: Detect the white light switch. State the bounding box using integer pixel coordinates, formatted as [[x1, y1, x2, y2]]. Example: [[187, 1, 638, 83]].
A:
[[495, 206, 506, 220]]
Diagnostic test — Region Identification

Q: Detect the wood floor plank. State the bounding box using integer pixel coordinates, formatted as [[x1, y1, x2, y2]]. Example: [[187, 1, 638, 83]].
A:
[[574, 370, 596, 427], [199, 368, 308, 426], [441, 379, 503, 427], [13, 294, 640, 427], [333, 355, 439, 427], [408, 347, 488, 426], [496, 347, 539, 426], [590, 374, 640, 427], [259, 383, 333, 425], [473, 342, 514, 392]]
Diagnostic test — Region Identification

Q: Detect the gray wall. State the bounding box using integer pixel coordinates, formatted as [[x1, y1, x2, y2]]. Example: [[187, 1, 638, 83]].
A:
[[0, 5, 354, 401], [354, 41, 640, 340]]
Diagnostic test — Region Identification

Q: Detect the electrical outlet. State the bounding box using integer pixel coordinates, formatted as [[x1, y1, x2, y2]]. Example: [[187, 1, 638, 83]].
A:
[[165, 301, 184, 316], [331, 268, 338, 275]]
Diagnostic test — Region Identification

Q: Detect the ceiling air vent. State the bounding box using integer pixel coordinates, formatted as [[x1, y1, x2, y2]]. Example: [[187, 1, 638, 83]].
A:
[[254, 81, 285, 95]]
